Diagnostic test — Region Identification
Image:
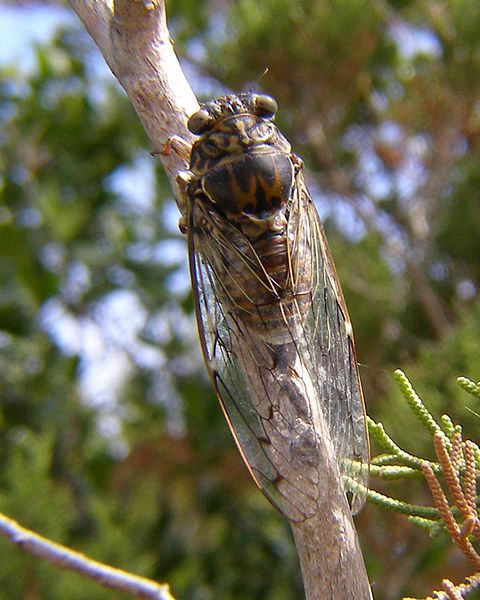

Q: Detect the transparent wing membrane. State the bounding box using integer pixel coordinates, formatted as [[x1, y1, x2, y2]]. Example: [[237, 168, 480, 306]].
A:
[[188, 170, 369, 521]]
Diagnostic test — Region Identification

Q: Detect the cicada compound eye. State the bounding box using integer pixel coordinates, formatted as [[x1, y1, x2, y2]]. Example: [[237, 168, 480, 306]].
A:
[[188, 108, 214, 134], [251, 94, 278, 119]]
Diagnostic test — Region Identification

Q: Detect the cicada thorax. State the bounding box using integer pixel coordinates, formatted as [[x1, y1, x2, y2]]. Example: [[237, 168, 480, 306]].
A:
[[187, 94, 313, 344]]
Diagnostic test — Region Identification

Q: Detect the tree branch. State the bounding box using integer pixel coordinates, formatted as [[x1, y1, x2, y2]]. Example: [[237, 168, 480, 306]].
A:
[[0, 512, 174, 600], [69, 0, 198, 206], [291, 493, 373, 599], [68, 0, 113, 60]]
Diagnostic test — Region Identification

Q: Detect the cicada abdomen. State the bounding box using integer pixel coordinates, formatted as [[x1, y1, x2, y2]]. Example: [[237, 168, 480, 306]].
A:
[[179, 93, 369, 521]]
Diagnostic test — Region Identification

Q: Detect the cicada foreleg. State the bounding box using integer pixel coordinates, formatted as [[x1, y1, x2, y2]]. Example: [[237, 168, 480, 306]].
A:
[[176, 170, 193, 233], [155, 135, 192, 160], [154, 135, 194, 227], [176, 167, 208, 235], [290, 152, 304, 175]]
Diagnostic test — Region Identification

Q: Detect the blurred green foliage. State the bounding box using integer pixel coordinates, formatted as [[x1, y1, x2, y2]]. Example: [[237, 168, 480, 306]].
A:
[[1, 1, 480, 599]]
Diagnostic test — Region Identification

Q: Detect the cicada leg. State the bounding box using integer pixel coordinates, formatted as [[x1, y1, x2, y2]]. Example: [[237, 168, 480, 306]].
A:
[[290, 152, 304, 174], [154, 135, 194, 227], [176, 171, 192, 233], [153, 135, 192, 160], [176, 168, 207, 235]]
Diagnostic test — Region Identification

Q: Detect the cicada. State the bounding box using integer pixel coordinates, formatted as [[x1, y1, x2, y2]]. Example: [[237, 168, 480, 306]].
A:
[[177, 93, 369, 522]]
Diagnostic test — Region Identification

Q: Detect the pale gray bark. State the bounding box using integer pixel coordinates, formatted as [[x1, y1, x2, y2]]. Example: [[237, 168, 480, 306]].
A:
[[0, 513, 173, 599], [69, 0, 198, 203], [292, 490, 373, 599]]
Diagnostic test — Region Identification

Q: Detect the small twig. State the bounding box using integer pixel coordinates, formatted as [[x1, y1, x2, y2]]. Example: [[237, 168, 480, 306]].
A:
[[373, 372, 480, 600], [463, 572, 480, 594], [408, 515, 445, 534], [440, 414, 457, 439], [423, 449, 480, 570], [450, 433, 464, 473], [441, 578, 465, 600], [368, 417, 440, 473], [460, 517, 477, 540], [457, 377, 480, 402], [464, 441, 479, 524], [369, 464, 422, 479], [394, 370, 443, 438], [366, 488, 439, 519], [371, 453, 407, 466], [434, 433, 471, 522], [0, 512, 174, 599]]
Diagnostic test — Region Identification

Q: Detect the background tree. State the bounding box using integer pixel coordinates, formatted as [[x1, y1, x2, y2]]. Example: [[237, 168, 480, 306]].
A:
[[0, 1, 479, 598]]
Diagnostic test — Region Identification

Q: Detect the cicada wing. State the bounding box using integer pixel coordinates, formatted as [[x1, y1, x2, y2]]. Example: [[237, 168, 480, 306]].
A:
[[290, 174, 369, 514], [188, 200, 320, 522], [188, 173, 369, 520]]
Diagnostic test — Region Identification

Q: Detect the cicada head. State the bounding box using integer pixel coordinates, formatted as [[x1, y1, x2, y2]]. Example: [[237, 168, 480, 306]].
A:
[[187, 94, 294, 220], [188, 94, 277, 134], [188, 94, 291, 175]]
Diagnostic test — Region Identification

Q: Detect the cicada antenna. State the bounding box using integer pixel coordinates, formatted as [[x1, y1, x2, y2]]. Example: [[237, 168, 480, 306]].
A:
[[243, 67, 270, 93]]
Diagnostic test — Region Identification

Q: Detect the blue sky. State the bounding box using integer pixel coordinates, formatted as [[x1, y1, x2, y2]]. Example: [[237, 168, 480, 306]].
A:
[[0, 6, 75, 67]]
